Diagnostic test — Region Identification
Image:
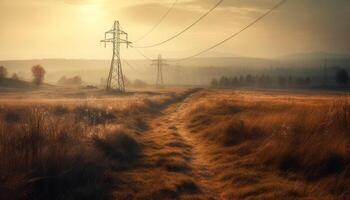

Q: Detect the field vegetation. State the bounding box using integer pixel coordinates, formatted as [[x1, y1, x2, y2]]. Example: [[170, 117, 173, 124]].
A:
[[1, 87, 349, 200], [184, 90, 350, 199], [0, 88, 194, 200]]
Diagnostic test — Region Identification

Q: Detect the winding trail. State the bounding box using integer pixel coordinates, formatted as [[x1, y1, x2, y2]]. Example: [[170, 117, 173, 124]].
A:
[[175, 96, 221, 199], [115, 93, 222, 200], [114, 91, 222, 199], [145, 95, 220, 199]]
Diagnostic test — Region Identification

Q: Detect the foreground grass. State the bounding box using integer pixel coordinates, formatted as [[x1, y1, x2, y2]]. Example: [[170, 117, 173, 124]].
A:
[[184, 90, 350, 199], [0, 88, 194, 200]]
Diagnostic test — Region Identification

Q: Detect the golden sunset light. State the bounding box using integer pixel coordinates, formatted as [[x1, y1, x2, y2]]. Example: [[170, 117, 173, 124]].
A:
[[0, 1, 349, 200]]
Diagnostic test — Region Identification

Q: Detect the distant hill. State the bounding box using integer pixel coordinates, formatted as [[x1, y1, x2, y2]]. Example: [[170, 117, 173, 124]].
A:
[[279, 52, 350, 61], [0, 58, 279, 85], [0, 57, 276, 70], [0, 53, 349, 86]]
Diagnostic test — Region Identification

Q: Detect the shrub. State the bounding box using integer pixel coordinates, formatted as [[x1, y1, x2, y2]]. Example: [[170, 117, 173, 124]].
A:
[[133, 79, 148, 88], [57, 76, 83, 86], [52, 105, 69, 116], [202, 119, 262, 146], [75, 106, 116, 125], [3, 111, 21, 123], [93, 128, 140, 167], [12, 73, 19, 80]]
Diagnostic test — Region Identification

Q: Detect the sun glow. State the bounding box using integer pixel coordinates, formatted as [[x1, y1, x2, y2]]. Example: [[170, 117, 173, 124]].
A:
[[78, 3, 103, 22]]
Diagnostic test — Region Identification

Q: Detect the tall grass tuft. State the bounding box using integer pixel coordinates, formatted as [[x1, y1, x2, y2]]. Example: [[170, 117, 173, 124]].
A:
[[0, 108, 112, 200]]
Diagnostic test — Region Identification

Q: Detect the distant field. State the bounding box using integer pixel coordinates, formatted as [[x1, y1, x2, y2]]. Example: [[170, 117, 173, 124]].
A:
[[0, 87, 349, 200]]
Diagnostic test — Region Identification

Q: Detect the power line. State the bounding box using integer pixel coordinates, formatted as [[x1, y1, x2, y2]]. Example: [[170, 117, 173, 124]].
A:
[[169, 0, 288, 62], [134, 0, 178, 42], [132, 48, 154, 61], [122, 58, 149, 76], [131, 0, 224, 48]]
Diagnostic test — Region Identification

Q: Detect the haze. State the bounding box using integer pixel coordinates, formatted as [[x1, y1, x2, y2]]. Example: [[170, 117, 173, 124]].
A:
[[1, 0, 349, 60]]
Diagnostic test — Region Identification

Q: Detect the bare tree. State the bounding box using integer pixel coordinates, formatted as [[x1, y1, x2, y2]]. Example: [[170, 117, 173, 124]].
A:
[[31, 65, 46, 86], [0, 66, 7, 80]]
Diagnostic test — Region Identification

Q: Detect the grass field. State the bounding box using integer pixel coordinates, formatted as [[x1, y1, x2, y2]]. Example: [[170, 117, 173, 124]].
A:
[[183, 89, 350, 199], [0, 87, 195, 200], [0, 87, 349, 200]]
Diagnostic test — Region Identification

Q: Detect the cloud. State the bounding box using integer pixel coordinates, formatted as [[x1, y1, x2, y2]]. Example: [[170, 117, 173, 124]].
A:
[[120, 1, 202, 26], [55, 0, 95, 5], [185, 0, 277, 10]]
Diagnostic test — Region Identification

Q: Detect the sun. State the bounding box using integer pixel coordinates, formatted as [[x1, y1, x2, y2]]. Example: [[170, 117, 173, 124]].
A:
[[78, 2, 102, 22]]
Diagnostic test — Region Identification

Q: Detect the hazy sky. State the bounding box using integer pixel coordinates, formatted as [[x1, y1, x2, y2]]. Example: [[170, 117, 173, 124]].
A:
[[0, 0, 349, 60]]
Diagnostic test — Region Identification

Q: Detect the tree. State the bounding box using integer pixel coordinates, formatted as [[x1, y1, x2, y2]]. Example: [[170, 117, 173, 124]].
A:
[[278, 76, 287, 87], [57, 76, 67, 85], [239, 75, 244, 84], [11, 73, 19, 80], [133, 79, 148, 88], [336, 69, 348, 85], [211, 78, 218, 87], [219, 76, 229, 87], [288, 75, 293, 86], [72, 76, 82, 85], [31, 65, 46, 86], [57, 75, 82, 86], [0, 66, 7, 79], [245, 74, 253, 85]]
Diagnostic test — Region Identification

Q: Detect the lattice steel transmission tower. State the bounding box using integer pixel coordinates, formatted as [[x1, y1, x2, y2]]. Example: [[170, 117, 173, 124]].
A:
[[101, 21, 131, 92], [152, 54, 168, 88]]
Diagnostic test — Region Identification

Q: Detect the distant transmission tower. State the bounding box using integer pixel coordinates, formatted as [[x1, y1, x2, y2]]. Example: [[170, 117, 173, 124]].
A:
[[152, 54, 168, 88], [101, 20, 131, 92]]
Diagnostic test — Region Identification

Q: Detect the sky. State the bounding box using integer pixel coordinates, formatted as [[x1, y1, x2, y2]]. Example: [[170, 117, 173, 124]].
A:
[[0, 0, 349, 60]]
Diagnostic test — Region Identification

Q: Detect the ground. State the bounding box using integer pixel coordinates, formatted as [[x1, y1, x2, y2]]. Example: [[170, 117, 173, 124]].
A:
[[0, 87, 349, 200]]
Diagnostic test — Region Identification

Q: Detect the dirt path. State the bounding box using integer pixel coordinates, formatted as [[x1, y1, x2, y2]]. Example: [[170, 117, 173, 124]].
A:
[[113, 92, 222, 200], [143, 97, 220, 199], [175, 97, 221, 199]]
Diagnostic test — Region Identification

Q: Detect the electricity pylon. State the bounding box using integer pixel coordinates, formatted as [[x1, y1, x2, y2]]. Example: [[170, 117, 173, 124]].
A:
[[152, 54, 168, 88], [101, 20, 131, 93]]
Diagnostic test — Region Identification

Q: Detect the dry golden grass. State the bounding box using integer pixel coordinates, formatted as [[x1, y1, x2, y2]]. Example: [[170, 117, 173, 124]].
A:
[[2, 87, 348, 200], [183, 89, 350, 199], [0, 88, 195, 200]]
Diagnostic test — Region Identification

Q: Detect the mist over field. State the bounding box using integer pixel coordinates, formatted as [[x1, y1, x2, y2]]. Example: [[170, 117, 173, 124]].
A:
[[1, 52, 349, 86]]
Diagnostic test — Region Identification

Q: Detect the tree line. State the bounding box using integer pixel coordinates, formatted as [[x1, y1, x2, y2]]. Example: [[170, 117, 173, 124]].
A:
[[211, 68, 349, 88], [0, 65, 46, 86]]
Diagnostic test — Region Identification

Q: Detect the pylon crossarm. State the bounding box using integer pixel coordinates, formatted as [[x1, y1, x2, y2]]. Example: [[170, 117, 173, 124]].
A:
[[119, 39, 131, 43]]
